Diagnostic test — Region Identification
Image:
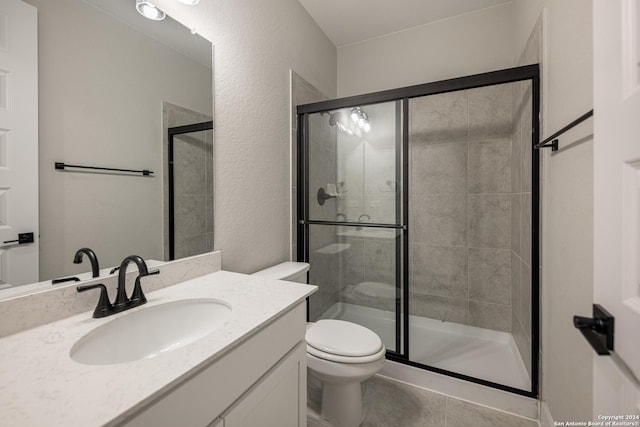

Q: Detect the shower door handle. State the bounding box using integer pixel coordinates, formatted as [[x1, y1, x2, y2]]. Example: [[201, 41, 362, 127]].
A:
[[573, 304, 614, 355]]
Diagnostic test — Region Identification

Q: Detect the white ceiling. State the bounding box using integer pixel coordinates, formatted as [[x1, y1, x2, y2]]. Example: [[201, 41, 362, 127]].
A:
[[298, 0, 511, 47]]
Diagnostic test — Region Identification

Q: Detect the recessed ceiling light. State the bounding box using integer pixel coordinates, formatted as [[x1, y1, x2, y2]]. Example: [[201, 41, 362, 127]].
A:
[[177, 0, 200, 5], [136, 0, 166, 21]]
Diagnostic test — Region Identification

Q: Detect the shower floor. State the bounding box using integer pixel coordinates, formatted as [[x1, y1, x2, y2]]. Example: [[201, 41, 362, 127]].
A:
[[321, 302, 530, 391]]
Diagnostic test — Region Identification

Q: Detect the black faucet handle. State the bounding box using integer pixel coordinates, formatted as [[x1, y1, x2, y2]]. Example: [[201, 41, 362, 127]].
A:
[[77, 283, 113, 318], [130, 269, 159, 308], [51, 276, 80, 285]]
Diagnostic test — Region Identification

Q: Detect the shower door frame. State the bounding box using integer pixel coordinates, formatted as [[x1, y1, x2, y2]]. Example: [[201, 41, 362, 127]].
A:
[[297, 64, 540, 398]]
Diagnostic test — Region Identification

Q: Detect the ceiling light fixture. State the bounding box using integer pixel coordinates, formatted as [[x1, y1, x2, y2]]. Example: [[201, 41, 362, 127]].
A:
[[136, 0, 166, 21]]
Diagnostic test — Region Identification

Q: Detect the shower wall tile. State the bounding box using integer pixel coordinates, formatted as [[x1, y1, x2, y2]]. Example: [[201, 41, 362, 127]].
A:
[[512, 313, 533, 379], [468, 139, 511, 194], [291, 189, 297, 245], [291, 128, 297, 188], [511, 81, 524, 132], [308, 143, 337, 222], [309, 113, 337, 153], [175, 234, 207, 260], [412, 243, 467, 298], [364, 145, 396, 196], [410, 195, 467, 246], [522, 194, 532, 266], [337, 236, 365, 288], [411, 142, 467, 195], [521, 261, 532, 336], [174, 151, 206, 196], [468, 84, 513, 141], [410, 91, 468, 144], [291, 70, 329, 128], [364, 239, 396, 285], [364, 194, 397, 224], [206, 195, 214, 234], [206, 232, 215, 252], [409, 292, 468, 324], [468, 248, 511, 305], [521, 82, 533, 193], [445, 395, 537, 427], [468, 300, 510, 332], [174, 195, 206, 237], [511, 252, 522, 321], [512, 130, 522, 193], [511, 194, 521, 254], [174, 132, 208, 159], [341, 283, 397, 313], [467, 195, 511, 248], [309, 245, 341, 321]]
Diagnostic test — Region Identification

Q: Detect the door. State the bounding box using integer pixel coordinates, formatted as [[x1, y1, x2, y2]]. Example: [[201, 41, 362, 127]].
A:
[[593, 0, 640, 417], [299, 100, 407, 356], [0, 0, 38, 287]]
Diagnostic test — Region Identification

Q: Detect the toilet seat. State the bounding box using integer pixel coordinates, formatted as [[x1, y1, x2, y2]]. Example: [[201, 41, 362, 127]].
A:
[[306, 319, 385, 364]]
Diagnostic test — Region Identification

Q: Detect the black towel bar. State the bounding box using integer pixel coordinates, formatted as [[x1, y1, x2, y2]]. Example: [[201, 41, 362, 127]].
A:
[[535, 109, 594, 151], [55, 162, 153, 176]]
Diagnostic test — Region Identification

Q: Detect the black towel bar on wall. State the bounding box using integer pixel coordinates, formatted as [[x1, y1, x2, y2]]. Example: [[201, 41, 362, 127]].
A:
[[535, 109, 594, 151], [55, 162, 153, 176]]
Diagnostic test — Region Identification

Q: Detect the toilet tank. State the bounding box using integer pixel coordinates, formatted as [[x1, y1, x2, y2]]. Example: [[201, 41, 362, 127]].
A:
[[252, 262, 310, 284]]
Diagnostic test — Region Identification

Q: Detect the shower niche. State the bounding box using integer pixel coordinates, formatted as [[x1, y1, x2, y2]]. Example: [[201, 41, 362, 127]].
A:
[[297, 65, 540, 397]]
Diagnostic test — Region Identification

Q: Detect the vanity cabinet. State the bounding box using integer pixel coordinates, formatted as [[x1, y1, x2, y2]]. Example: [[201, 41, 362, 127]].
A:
[[123, 303, 307, 427], [217, 343, 305, 427]]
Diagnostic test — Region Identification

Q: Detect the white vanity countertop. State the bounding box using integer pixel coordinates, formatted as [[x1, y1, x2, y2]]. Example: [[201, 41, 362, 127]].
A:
[[0, 271, 316, 427]]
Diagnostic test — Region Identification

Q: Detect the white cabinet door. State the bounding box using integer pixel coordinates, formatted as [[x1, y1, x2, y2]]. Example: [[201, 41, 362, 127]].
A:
[[593, 0, 640, 418], [0, 0, 39, 287], [223, 342, 306, 427]]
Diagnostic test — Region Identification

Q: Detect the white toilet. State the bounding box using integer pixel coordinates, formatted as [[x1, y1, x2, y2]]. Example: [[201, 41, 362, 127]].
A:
[[253, 262, 386, 427]]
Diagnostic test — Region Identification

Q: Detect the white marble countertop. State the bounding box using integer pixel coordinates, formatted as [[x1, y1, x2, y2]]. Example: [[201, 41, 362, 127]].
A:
[[0, 271, 316, 427]]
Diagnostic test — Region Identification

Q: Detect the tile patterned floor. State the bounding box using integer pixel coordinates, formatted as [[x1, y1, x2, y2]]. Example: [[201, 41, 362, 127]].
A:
[[308, 375, 539, 427]]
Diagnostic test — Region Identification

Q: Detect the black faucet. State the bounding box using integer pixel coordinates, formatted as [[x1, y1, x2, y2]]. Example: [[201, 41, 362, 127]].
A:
[[73, 248, 100, 278], [77, 255, 159, 318], [114, 255, 153, 310]]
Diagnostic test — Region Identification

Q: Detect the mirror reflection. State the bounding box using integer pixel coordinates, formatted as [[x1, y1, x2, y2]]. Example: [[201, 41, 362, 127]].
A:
[[0, 0, 213, 299]]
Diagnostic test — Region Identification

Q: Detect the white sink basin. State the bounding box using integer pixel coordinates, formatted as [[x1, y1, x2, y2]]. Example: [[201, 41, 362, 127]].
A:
[[70, 298, 232, 365]]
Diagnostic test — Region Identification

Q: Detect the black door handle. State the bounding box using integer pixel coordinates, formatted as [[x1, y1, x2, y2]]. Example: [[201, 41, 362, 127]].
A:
[[573, 304, 614, 355], [3, 232, 35, 245]]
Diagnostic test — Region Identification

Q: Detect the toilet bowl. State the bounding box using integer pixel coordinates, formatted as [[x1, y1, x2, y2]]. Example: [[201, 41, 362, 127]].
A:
[[252, 262, 386, 427]]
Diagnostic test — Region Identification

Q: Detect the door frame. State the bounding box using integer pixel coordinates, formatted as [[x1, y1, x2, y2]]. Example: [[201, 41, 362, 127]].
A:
[[296, 64, 541, 398]]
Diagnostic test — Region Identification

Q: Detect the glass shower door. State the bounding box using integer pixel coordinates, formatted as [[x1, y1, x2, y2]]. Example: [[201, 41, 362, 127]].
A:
[[300, 100, 407, 355]]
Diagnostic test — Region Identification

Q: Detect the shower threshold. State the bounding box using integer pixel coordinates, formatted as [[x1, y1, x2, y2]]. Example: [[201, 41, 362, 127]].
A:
[[321, 302, 531, 391]]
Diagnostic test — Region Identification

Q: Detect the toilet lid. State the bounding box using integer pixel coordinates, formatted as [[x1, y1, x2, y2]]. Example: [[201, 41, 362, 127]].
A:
[[306, 319, 383, 357]]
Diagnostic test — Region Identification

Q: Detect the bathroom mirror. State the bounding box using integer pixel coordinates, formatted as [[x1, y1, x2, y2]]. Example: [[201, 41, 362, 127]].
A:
[[0, 0, 213, 299]]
